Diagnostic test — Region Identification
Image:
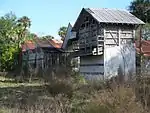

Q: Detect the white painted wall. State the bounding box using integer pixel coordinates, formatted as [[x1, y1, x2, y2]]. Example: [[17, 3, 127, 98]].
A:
[[104, 44, 136, 80], [79, 43, 136, 80]]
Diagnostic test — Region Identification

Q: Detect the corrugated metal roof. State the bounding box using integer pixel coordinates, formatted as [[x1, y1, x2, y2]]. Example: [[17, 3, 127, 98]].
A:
[[22, 40, 36, 52], [85, 8, 145, 25], [35, 38, 53, 48], [22, 39, 63, 52], [49, 39, 62, 48]]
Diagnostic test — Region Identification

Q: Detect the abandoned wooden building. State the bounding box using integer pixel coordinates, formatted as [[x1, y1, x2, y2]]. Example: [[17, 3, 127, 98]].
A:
[[65, 8, 145, 80], [21, 38, 69, 71]]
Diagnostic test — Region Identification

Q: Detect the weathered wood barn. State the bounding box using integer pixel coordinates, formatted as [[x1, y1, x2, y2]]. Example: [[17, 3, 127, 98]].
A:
[[68, 8, 145, 80], [21, 38, 69, 71]]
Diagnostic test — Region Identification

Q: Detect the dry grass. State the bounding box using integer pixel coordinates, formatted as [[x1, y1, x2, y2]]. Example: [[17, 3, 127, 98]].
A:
[[0, 74, 150, 113], [84, 87, 146, 113]]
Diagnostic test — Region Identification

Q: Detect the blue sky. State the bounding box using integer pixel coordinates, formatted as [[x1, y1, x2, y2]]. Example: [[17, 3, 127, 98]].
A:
[[0, 0, 132, 39]]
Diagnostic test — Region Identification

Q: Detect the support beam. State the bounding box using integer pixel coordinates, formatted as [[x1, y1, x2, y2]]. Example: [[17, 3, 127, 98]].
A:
[[118, 28, 121, 46], [108, 30, 119, 46], [103, 27, 106, 79]]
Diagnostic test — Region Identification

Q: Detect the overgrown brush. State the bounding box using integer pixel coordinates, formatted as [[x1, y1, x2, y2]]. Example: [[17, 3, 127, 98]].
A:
[[1, 71, 150, 113]]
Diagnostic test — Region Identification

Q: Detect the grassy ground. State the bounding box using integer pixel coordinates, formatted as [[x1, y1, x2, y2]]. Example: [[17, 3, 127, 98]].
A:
[[0, 75, 149, 113], [0, 76, 50, 113]]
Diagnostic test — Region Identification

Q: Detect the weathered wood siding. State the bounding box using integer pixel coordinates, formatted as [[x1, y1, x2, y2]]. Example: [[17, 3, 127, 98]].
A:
[[79, 24, 136, 80], [78, 14, 104, 56], [72, 9, 137, 80], [80, 55, 104, 80], [22, 49, 44, 68], [104, 25, 136, 80]]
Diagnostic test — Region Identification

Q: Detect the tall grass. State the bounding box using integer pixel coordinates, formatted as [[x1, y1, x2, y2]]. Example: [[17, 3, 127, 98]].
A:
[[0, 69, 150, 113]]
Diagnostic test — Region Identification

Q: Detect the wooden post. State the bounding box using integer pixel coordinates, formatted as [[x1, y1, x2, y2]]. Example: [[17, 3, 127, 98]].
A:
[[139, 25, 142, 74], [133, 29, 135, 41], [118, 28, 121, 46], [96, 24, 99, 55], [103, 26, 106, 79]]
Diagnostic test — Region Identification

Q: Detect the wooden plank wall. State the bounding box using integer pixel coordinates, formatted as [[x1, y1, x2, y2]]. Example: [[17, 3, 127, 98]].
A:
[[104, 25, 134, 47], [104, 25, 136, 79], [80, 55, 104, 80], [23, 51, 70, 70], [78, 14, 104, 56]]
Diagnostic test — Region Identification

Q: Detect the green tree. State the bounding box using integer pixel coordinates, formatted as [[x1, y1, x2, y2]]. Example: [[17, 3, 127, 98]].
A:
[[17, 16, 31, 44], [142, 23, 150, 40], [129, 0, 150, 23], [41, 35, 54, 39], [0, 13, 32, 71], [0, 13, 18, 71], [58, 26, 67, 41], [17, 16, 31, 31]]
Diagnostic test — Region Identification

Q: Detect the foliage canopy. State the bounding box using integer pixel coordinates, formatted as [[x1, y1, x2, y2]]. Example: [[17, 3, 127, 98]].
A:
[[0, 13, 32, 71], [58, 26, 67, 41], [129, 0, 150, 23]]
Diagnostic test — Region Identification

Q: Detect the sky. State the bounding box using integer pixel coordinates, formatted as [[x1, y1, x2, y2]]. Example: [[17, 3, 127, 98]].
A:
[[0, 0, 132, 39]]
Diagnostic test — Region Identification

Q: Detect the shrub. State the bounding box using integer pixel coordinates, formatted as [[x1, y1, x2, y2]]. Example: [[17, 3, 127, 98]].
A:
[[135, 75, 150, 109], [82, 86, 147, 113], [46, 78, 74, 98]]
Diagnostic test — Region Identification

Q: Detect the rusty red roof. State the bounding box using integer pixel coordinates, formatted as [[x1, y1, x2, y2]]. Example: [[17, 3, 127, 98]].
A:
[[49, 39, 62, 48], [21, 38, 63, 52], [35, 38, 53, 48], [135, 40, 150, 56], [22, 40, 36, 52]]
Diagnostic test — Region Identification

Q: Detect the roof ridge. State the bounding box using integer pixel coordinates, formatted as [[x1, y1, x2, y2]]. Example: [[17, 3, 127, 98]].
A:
[[88, 8, 127, 11]]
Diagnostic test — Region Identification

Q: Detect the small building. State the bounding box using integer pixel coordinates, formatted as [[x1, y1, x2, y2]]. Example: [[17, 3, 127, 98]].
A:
[[69, 8, 144, 80], [136, 40, 150, 57], [135, 40, 150, 73], [21, 38, 66, 71], [21, 40, 44, 68]]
